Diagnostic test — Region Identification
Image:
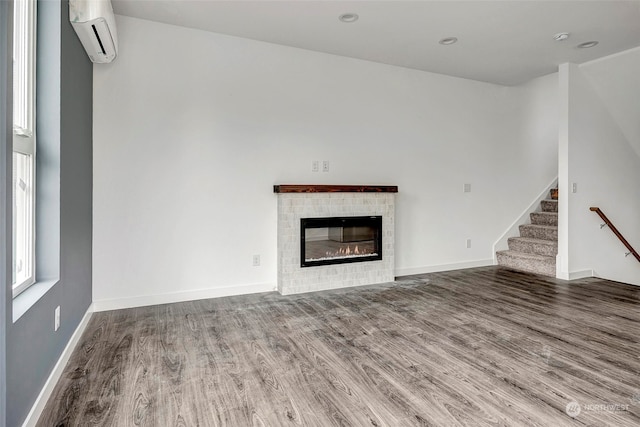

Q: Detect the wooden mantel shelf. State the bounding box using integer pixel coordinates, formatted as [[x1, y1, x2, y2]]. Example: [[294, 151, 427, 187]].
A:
[[274, 185, 398, 193]]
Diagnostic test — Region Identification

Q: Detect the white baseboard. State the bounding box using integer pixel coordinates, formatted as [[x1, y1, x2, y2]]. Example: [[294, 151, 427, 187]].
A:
[[22, 304, 94, 427], [557, 269, 594, 281], [570, 270, 594, 280], [93, 282, 276, 312], [395, 258, 494, 277]]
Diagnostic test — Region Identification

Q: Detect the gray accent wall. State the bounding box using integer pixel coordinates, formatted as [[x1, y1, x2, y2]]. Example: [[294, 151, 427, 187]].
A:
[[4, 1, 93, 425], [1, 2, 13, 426]]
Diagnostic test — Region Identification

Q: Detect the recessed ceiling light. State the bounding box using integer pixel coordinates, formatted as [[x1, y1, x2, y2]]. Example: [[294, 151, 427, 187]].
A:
[[577, 41, 599, 48], [339, 13, 359, 23], [439, 37, 458, 45], [553, 32, 570, 42]]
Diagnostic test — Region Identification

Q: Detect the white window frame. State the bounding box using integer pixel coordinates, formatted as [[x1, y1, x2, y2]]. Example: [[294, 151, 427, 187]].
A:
[[12, 0, 37, 297]]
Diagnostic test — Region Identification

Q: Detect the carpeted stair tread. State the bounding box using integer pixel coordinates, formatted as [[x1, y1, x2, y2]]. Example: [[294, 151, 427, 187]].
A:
[[496, 250, 556, 277], [530, 211, 558, 226], [541, 199, 558, 213], [508, 237, 558, 257], [519, 224, 558, 241]]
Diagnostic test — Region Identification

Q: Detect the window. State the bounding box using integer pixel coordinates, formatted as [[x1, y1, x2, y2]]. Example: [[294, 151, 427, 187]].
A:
[[12, 0, 36, 297]]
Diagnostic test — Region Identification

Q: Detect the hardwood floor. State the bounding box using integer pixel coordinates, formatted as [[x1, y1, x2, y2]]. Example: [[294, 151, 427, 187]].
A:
[[37, 267, 640, 426]]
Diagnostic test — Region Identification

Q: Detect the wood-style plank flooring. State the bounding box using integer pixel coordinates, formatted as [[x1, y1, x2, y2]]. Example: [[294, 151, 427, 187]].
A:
[[37, 267, 640, 426]]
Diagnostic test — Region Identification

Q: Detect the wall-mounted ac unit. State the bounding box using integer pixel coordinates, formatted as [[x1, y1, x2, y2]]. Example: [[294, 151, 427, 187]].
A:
[[69, 0, 118, 63]]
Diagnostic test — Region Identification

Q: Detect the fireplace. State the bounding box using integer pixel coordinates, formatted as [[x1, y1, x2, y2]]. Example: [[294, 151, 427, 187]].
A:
[[275, 185, 396, 295], [301, 216, 382, 267]]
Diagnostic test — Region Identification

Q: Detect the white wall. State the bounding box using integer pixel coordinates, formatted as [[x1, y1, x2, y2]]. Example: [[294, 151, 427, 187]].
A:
[[93, 16, 558, 308], [582, 47, 640, 158], [557, 48, 640, 285], [514, 73, 559, 181]]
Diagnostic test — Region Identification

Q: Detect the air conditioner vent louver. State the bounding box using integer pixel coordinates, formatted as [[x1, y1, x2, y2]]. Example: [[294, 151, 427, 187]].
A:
[[91, 24, 106, 55]]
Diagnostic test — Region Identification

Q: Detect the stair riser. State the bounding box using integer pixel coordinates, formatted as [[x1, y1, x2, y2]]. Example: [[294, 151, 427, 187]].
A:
[[531, 212, 558, 226], [520, 225, 558, 241], [508, 239, 558, 257], [541, 200, 558, 213], [497, 252, 556, 277]]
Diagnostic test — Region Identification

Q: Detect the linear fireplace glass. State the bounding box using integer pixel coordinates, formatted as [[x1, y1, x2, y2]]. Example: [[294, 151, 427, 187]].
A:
[[301, 216, 382, 267]]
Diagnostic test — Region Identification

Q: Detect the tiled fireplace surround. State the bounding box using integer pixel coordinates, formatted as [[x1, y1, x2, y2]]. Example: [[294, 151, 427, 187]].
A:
[[275, 185, 396, 295]]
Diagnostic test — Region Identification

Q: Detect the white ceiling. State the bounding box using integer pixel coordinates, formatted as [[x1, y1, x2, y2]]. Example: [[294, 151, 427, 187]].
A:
[[111, 1, 640, 86]]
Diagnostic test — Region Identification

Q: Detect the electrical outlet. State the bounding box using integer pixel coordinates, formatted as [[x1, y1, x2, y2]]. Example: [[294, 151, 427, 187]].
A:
[[54, 306, 60, 331], [463, 183, 471, 193], [572, 182, 577, 193], [322, 160, 330, 172], [312, 160, 319, 172], [253, 254, 260, 266], [466, 239, 472, 249]]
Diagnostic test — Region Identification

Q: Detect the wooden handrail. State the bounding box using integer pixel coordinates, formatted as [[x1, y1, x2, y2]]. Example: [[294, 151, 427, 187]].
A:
[[590, 207, 640, 262]]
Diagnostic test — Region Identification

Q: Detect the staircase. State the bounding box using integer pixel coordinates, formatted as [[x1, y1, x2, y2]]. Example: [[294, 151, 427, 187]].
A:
[[496, 190, 558, 277]]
